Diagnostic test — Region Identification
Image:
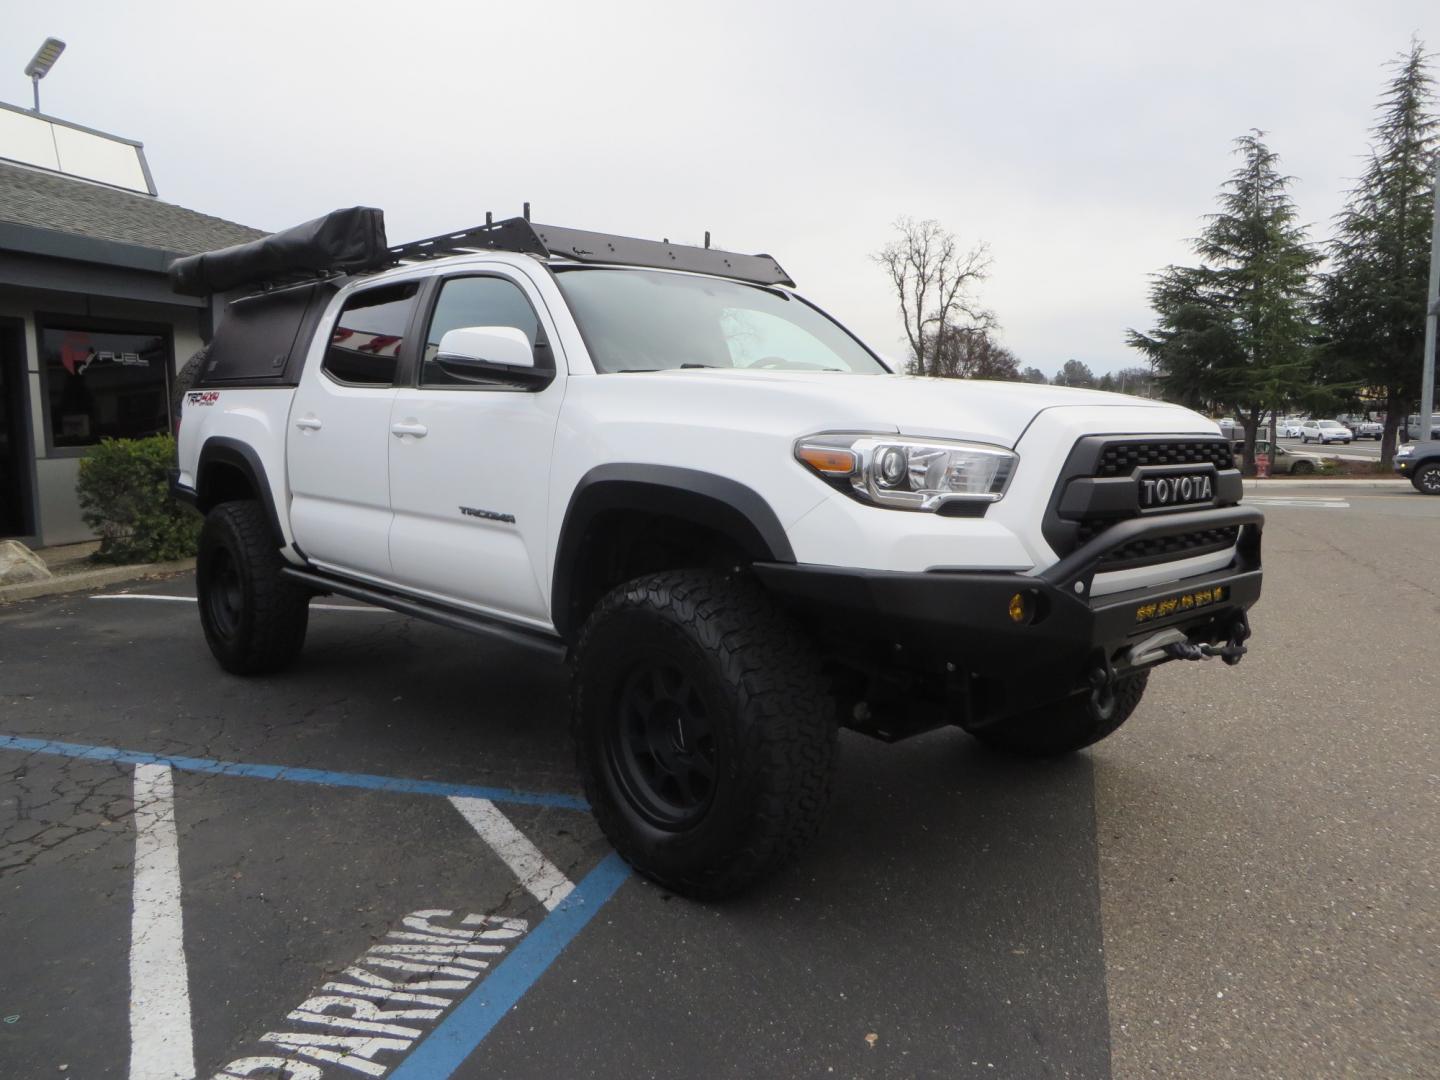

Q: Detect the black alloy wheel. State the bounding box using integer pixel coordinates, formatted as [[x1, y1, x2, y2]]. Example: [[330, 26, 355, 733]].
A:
[[196, 500, 310, 674], [572, 570, 838, 898], [608, 659, 718, 829], [202, 544, 244, 641]]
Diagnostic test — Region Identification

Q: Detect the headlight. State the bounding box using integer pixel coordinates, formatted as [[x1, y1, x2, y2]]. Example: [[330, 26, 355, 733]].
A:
[[1396, 444, 1414, 458], [795, 433, 1017, 511]]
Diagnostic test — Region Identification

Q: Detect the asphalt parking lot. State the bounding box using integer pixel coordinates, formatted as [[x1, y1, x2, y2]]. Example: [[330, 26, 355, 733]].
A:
[[2, 483, 1437, 1079]]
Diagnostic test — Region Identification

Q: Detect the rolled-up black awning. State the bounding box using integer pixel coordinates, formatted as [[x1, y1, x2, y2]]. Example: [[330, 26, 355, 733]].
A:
[[168, 206, 387, 296]]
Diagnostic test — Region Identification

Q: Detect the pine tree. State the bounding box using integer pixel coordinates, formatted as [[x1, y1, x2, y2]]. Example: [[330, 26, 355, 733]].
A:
[[1318, 40, 1437, 463], [1129, 132, 1319, 469], [1053, 359, 1097, 387]]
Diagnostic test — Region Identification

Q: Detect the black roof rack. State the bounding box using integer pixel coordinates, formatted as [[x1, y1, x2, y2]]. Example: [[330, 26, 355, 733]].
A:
[[529, 223, 793, 287], [170, 207, 795, 298], [390, 216, 793, 287]]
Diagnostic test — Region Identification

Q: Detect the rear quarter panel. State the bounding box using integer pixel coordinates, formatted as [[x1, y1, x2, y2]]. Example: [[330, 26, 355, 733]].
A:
[[177, 387, 298, 550]]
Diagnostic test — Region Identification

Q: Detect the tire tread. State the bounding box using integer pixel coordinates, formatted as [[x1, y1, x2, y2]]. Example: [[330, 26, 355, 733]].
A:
[[572, 570, 836, 898], [198, 501, 308, 674]]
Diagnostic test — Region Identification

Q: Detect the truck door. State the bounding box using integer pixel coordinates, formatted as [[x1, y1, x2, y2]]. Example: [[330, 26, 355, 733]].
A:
[[387, 270, 564, 624], [287, 280, 421, 581]]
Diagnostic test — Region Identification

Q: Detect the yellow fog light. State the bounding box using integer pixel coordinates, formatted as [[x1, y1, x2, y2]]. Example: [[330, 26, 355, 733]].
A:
[[1008, 592, 1028, 624]]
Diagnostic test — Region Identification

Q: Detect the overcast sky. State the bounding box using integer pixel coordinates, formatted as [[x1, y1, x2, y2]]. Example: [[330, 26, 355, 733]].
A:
[[4, 1, 1435, 375]]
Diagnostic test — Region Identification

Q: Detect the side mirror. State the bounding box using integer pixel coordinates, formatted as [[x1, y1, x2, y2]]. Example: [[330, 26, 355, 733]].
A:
[[434, 326, 548, 387]]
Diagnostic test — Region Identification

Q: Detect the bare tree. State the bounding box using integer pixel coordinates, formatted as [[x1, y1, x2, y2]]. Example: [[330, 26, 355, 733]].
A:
[[873, 217, 994, 376], [928, 325, 1022, 380]]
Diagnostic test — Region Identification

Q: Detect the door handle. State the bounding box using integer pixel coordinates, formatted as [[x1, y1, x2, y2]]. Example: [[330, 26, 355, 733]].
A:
[[390, 422, 428, 438], [294, 415, 323, 431]]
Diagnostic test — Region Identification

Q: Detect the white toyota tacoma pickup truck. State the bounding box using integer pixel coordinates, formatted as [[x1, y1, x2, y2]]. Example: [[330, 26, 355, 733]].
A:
[[170, 208, 1263, 897]]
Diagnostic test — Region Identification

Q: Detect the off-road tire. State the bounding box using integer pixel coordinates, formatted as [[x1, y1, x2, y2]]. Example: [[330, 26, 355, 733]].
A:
[[1412, 462, 1440, 495], [572, 570, 837, 898], [197, 500, 309, 674], [968, 671, 1149, 757]]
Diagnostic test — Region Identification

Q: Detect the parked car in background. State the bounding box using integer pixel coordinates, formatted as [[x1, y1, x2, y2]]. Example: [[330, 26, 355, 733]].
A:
[[1401, 416, 1440, 441], [1299, 420, 1353, 445], [1352, 420, 1383, 439], [1251, 439, 1330, 475], [1280, 418, 1307, 439]]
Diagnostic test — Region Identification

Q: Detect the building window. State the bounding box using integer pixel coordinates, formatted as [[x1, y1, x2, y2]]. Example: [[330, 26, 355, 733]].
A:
[[39, 320, 172, 448]]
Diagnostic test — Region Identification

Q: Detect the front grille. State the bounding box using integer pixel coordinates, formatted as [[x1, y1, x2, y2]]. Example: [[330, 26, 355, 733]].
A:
[[1096, 439, 1233, 477], [1044, 436, 1244, 570], [1098, 525, 1241, 569]]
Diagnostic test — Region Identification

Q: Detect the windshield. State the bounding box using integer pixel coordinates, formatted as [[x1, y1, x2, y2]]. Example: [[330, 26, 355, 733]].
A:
[[1319, 420, 1344, 428], [554, 268, 888, 374]]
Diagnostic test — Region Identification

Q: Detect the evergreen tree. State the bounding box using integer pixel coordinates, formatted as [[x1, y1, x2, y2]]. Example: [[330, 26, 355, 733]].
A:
[[1318, 40, 1437, 463], [1053, 359, 1097, 387], [1019, 366, 1049, 384], [1129, 131, 1318, 470]]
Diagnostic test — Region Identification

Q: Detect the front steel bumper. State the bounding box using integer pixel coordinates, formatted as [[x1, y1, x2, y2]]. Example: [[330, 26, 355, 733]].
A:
[[754, 505, 1263, 713]]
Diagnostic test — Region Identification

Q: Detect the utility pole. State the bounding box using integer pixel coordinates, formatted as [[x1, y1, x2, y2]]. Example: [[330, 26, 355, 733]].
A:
[[1421, 156, 1440, 443]]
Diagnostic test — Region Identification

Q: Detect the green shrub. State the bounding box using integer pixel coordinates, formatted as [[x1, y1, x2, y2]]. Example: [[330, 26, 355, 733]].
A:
[[76, 435, 201, 564]]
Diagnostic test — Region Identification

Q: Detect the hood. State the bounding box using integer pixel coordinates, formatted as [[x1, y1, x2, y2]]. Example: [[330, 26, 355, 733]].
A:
[[600, 369, 1212, 447]]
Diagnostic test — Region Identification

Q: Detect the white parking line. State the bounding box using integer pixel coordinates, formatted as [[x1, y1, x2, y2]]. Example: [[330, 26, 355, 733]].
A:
[[129, 763, 195, 1080], [90, 594, 390, 612], [449, 797, 576, 911]]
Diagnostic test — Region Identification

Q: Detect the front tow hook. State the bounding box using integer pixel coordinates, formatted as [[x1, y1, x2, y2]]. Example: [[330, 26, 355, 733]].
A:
[[1159, 615, 1252, 667]]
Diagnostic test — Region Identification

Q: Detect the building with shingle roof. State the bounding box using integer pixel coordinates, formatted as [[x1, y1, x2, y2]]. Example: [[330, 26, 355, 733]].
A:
[[0, 100, 264, 545]]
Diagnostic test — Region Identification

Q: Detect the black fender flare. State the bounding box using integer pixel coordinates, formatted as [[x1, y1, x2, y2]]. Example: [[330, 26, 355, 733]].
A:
[[193, 436, 286, 545], [551, 464, 794, 639]]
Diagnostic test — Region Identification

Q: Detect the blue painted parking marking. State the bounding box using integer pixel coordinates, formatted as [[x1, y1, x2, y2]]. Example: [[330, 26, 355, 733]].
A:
[[389, 852, 631, 1080], [0, 732, 631, 1077], [0, 734, 588, 810]]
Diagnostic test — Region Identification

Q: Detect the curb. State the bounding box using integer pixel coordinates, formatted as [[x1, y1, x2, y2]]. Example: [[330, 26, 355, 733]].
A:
[[1244, 478, 1408, 489], [0, 558, 196, 605]]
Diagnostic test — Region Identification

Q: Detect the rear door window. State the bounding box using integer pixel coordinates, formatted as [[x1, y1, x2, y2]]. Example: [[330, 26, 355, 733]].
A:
[[322, 282, 420, 386]]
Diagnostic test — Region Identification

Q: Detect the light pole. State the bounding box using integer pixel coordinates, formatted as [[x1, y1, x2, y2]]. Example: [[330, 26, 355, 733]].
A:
[[1420, 156, 1440, 444], [23, 37, 66, 114]]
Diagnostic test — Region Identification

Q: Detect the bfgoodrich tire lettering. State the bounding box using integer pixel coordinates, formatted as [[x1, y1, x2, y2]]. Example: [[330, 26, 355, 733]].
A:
[[572, 570, 837, 898], [968, 671, 1149, 757], [197, 500, 309, 674]]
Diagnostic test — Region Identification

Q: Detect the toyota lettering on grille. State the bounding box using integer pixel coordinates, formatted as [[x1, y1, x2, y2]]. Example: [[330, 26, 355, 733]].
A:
[[1139, 473, 1214, 509]]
